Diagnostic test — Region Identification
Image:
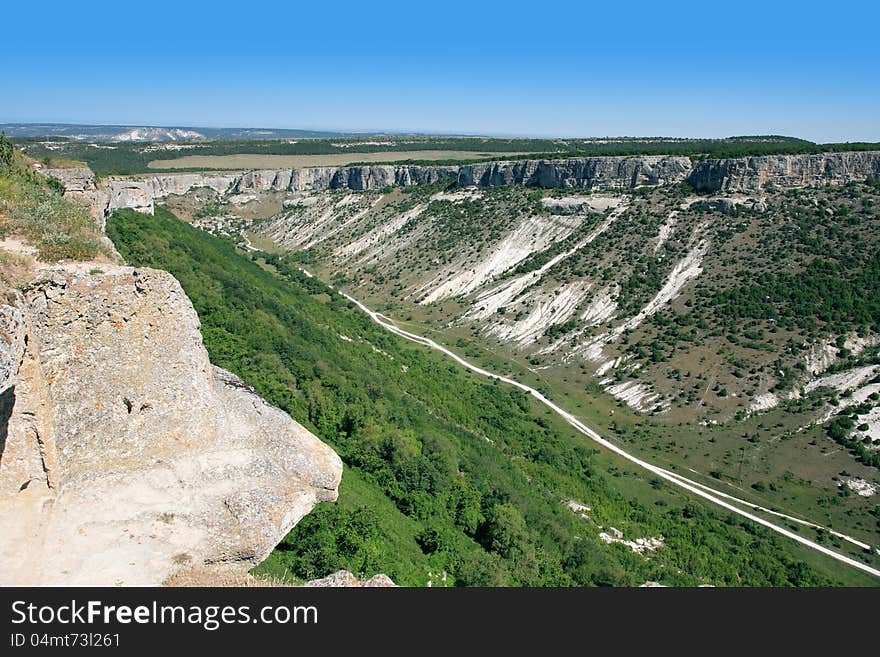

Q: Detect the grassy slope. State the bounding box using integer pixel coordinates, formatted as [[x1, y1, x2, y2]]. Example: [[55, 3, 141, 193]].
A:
[[107, 206, 877, 586], [0, 134, 107, 263]]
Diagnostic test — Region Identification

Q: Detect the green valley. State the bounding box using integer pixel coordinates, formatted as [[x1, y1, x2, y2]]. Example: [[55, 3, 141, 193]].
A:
[[107, 206, 878, 586]]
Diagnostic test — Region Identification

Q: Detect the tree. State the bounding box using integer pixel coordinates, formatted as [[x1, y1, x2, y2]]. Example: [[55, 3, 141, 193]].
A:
[[449, 479, 483, 535], [480, 503, 529, 559], [0, 133, 13, 171], [455, 550, 509, 586]]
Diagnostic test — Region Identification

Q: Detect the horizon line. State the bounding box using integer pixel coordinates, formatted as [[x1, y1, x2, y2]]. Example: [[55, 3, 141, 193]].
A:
[[4, 121, 876, 144]]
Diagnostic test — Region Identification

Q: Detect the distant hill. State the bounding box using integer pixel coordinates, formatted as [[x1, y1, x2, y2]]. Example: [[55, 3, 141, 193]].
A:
[[0, 123, 359, 142]]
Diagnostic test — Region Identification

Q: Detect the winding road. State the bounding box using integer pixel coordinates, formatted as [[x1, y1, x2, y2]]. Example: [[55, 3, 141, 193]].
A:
[[332, 282, 880, 579]]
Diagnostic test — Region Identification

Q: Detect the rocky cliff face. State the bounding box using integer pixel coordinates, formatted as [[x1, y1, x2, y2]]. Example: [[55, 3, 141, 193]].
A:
[[41, 167, 97, 193], [108, 180, 156, 215], [106, 173, 239, 215], [42, 166, 110, 226], [0, 264, 342, 585], [52, 152, 880, 220], [458, 152, 880, 192], [230, 164, 458, 193], [687, 151, 880, 193], [458, 156, 694, 189], [100, 166, 458, 216]]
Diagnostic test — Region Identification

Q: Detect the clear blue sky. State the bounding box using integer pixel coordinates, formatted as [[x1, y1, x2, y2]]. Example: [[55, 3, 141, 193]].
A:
[[2, 0, 877, 141]]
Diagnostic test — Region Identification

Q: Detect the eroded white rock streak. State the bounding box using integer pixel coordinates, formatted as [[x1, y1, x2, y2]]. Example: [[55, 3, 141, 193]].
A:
[[605, 381, 662, 413], [613, 239, 708, 338], [805, 365, 879, 395], [465, 202, 629, 320], [654, 210, 678, 253], [487, 281, 593, 345], [420, 214, 582, 304], [335, 203, 427, 258]]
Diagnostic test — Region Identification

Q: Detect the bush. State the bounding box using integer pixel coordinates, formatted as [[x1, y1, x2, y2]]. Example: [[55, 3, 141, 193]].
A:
[[0, 133, 13, 172]]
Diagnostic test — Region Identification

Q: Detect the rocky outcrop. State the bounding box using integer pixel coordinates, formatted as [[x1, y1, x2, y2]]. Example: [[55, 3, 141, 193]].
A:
[[0, 264, 342, 585], [687, 152, 880, 193], [106, 157, 687, 216], [305, 570, 397, 587], [104, 174, 237, 216], [108, 180, 156, 215], [99, 166, 457, 216], [693, 197, 768, 213], [142, 173, 237, 198], [41, 167, 97, 193], [41, 166, 110, 226], [459, 152, 879, 192], [458, 156, 694, 189]]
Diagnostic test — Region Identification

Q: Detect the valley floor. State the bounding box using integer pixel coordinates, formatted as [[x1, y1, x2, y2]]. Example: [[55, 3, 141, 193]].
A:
[[338, 283, 880, 577]]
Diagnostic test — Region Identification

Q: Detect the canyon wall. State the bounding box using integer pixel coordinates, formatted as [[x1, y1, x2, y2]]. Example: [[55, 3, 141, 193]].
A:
[[686, 151, 880, 193], [45, 152, 880, 219], [458, 155, 694, 189]]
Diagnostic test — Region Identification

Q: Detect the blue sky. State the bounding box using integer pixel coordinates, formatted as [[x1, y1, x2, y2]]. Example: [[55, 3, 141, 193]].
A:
[[2, 1, 877, 141]]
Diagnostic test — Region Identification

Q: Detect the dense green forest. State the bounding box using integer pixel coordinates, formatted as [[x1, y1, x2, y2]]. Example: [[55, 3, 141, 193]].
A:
[[107, 206, 876, 586], [20, 134, 880, 176]]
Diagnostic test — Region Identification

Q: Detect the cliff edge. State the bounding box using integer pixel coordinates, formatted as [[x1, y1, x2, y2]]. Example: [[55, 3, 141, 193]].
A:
[[0, 263, 342, 585], [50, 151, 880, 221]]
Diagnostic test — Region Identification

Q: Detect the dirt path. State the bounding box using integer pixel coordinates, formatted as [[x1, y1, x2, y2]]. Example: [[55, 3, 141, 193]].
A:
[[330, 278, 880, 579]]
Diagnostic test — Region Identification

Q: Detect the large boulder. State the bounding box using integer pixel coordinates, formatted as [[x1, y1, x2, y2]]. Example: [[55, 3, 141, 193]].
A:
[[305, 570, 397, 587], [0, 264, 342, 585]]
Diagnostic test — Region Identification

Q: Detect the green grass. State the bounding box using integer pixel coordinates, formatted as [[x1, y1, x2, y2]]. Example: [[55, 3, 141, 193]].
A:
[[0, 134, 107, 262], [107, 205, 879, 586], [0, 177, 106, 261]]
